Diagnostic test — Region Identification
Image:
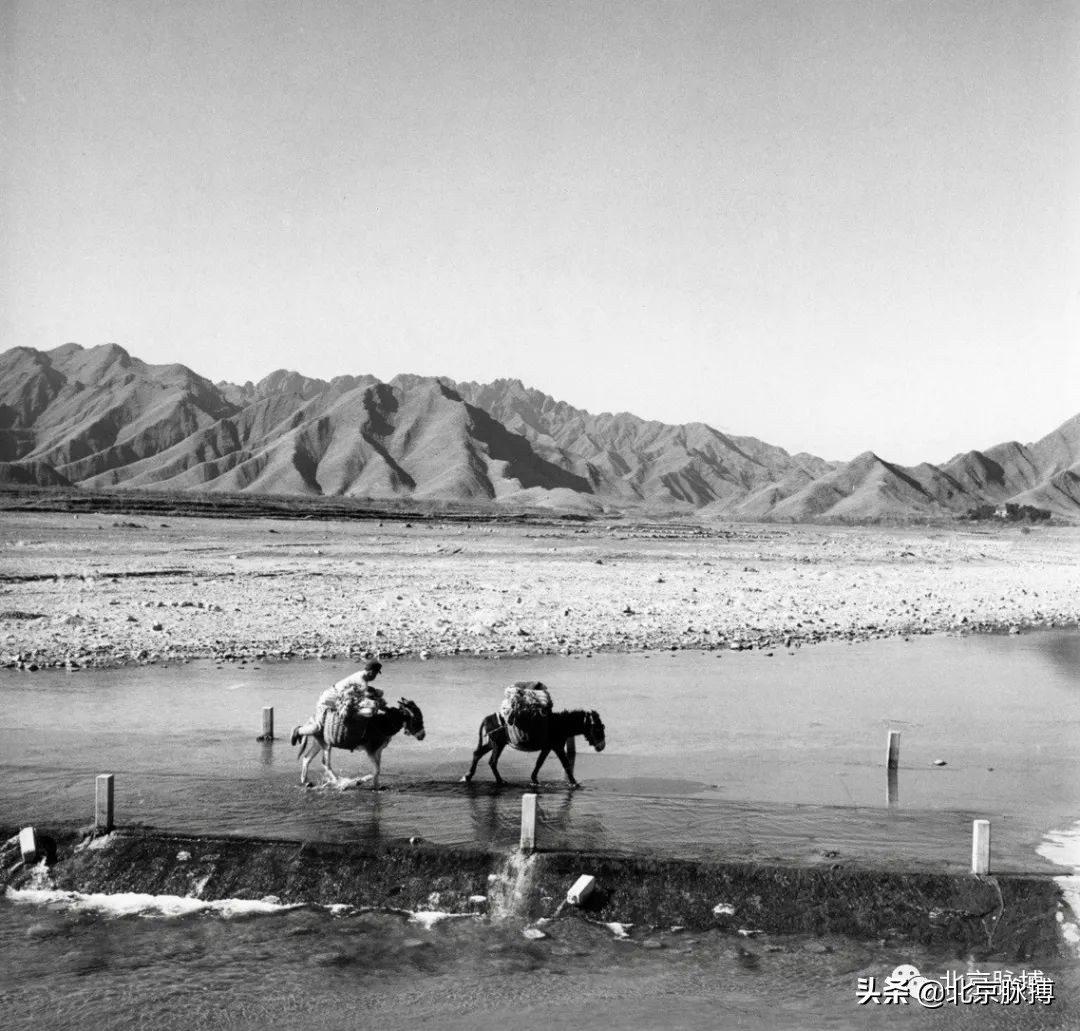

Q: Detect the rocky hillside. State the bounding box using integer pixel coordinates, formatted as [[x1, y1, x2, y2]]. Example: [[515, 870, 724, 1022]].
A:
[[452, 377, 834, 509], [1, 343, 1077, 521]]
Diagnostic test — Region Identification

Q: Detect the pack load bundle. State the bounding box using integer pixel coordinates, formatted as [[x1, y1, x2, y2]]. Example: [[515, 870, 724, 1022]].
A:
[[323, 684, 386, 749], [499, 681, 553, 746]]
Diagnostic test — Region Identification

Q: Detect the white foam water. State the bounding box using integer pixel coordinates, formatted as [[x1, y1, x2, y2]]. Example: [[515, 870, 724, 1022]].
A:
[[4, 885, 302, 918], [487, 849, 536, 920], [408, 910, 476, 930], [3, 885, 478, 931], [1036, 818, 1080, 953]]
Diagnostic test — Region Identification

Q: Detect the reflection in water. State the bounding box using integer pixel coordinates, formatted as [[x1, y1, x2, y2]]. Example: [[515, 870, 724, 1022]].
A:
[[464, 783, 507, 843], [358, 792, 383, 839], [886, 767, 899, 808], [538, 791, 607, 850], [463, 783, 583, 850], [1036, 630, 1080, 683]]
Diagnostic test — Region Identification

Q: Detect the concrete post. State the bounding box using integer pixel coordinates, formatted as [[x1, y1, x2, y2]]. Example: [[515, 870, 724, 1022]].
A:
[[96, 773, 114, 832], [567, 874, 596, 906], [886, 730, 900, 770], [886, 767, 899, 808], [520, 793, 537, 852], [19, 827, 38, 864], [259, 706, 274, 741], [972, 819, 991, 875]]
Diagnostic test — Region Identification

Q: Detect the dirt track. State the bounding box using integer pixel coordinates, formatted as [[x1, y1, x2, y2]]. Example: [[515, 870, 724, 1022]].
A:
[[2, 512, 1079, 669]]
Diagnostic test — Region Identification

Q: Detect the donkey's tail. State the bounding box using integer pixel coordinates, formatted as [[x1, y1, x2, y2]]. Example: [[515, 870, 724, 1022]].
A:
[[478, 713, 504, 749]]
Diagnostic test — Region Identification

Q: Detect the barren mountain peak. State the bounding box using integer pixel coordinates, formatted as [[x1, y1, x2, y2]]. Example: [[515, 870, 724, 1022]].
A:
[[0, 343, 1076, 522], [848, 450, 884, 468]]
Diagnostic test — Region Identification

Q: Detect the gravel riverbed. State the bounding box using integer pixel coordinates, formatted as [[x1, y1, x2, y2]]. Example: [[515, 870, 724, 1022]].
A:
[[3, 512, 1079, 671]]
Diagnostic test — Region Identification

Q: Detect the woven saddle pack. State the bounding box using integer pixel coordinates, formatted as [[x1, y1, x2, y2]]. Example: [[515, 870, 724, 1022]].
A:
[[322, 686, 386, 749], [499, 681, 553, 747]]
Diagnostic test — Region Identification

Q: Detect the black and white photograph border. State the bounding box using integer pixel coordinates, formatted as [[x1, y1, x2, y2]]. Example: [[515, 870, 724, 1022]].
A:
[[2, 2, 1079, 1028]]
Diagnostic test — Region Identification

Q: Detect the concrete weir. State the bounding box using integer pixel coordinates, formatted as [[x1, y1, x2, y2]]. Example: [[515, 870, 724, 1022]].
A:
[[1, 826, 1072, 961]]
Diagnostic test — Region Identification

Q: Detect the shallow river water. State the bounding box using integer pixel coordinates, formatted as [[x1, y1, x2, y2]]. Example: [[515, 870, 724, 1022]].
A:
[[2, 631, 1079, 1027], [3, 631, 1080, 866]]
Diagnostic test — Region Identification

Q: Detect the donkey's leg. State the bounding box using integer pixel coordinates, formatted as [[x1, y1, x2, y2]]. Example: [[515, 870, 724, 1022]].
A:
[[529, 748, 551, 785], [552, 741, 580, 788], [298, 739, 311, 785], [298, 736, 319, 786], [367, 744, 387, 791], [487, 738, 507, 785], [463, 730, 493, 782], [464, 719, 500, 782], [321, 743, 340, 785]]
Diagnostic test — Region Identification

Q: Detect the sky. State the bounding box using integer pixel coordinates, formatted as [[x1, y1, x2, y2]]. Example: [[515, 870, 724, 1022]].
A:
[[2, 0, 1078, 465]]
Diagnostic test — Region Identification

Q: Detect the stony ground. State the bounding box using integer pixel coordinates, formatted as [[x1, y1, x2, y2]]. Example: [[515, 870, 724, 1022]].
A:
[[2, 511, 1079, 670]]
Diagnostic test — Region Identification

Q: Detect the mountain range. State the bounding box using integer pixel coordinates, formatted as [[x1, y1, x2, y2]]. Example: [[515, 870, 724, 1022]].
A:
[[1, 342, 1078, 522]]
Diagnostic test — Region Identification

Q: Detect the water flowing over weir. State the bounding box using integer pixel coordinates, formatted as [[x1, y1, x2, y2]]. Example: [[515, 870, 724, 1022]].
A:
[[487, 849, 538, 921], [1, 823, 1074, 964]]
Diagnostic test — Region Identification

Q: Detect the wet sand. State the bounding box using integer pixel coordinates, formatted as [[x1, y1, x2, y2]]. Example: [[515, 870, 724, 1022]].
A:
[[3, 512, 1079, 669]]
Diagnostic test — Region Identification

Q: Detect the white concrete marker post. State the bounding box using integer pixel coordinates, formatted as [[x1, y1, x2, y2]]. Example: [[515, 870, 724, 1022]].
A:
[[19, 827, 38, 864], [260, 706, 274, 741], [567, 874, 596, 907], [885, 731, 901, 806], [96, 773, 115, 833], [520, 793, 537, 853], [972, 820, 991, 875], [886, 730, 901, 770]]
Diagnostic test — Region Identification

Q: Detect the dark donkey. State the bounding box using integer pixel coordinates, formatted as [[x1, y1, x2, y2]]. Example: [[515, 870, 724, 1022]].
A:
[[461, 709, 606, 788]]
